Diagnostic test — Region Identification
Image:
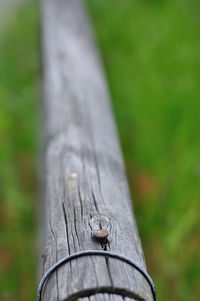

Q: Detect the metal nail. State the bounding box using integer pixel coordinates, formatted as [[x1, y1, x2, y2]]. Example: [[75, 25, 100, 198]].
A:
[[93, 229, 109, 244]]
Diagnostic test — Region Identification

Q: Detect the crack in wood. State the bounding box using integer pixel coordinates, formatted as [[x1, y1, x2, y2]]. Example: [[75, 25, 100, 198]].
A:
[[91, 190, 100, 215], [73, 206, 81, 248], [62, 202, 71, 256]]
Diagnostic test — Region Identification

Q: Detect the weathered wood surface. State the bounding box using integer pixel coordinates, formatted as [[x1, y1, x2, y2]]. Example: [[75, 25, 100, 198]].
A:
[[79, 294, 137, 301], [40, 0, 153, 300]]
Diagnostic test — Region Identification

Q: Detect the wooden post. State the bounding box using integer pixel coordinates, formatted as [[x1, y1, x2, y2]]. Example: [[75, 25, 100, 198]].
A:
[[40, 0, 154, 300]]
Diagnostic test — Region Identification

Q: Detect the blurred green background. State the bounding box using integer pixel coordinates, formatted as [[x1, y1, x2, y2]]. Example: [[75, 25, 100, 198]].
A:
[[0, 0, 200, 300]]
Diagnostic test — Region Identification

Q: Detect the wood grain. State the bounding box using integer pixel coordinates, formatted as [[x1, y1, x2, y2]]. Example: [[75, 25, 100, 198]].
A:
[[40, 0, 153, 300]]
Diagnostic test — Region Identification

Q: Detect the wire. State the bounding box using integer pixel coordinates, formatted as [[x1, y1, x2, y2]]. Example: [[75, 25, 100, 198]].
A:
[[37, 250, 156, 301]]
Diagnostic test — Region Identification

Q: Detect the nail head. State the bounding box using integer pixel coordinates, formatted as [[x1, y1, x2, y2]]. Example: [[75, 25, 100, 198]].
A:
[[93, 229, 109, 243]]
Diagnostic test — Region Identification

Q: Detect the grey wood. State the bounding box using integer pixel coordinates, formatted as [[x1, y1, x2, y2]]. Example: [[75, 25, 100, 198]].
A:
[[40, 0, 153, 300], [78, 294, 137, 301]]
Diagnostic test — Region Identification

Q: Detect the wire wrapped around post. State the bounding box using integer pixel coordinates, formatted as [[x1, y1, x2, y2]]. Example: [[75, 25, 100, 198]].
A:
[[37, 250, 156, 301]]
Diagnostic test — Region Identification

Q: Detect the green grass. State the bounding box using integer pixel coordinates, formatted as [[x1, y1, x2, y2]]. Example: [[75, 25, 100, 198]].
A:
[[0, 2, 38, 300], [0, 0, 200, 300]]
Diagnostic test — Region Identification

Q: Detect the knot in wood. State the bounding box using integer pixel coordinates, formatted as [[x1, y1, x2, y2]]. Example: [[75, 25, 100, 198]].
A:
[[92, 229, 109, 244]]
